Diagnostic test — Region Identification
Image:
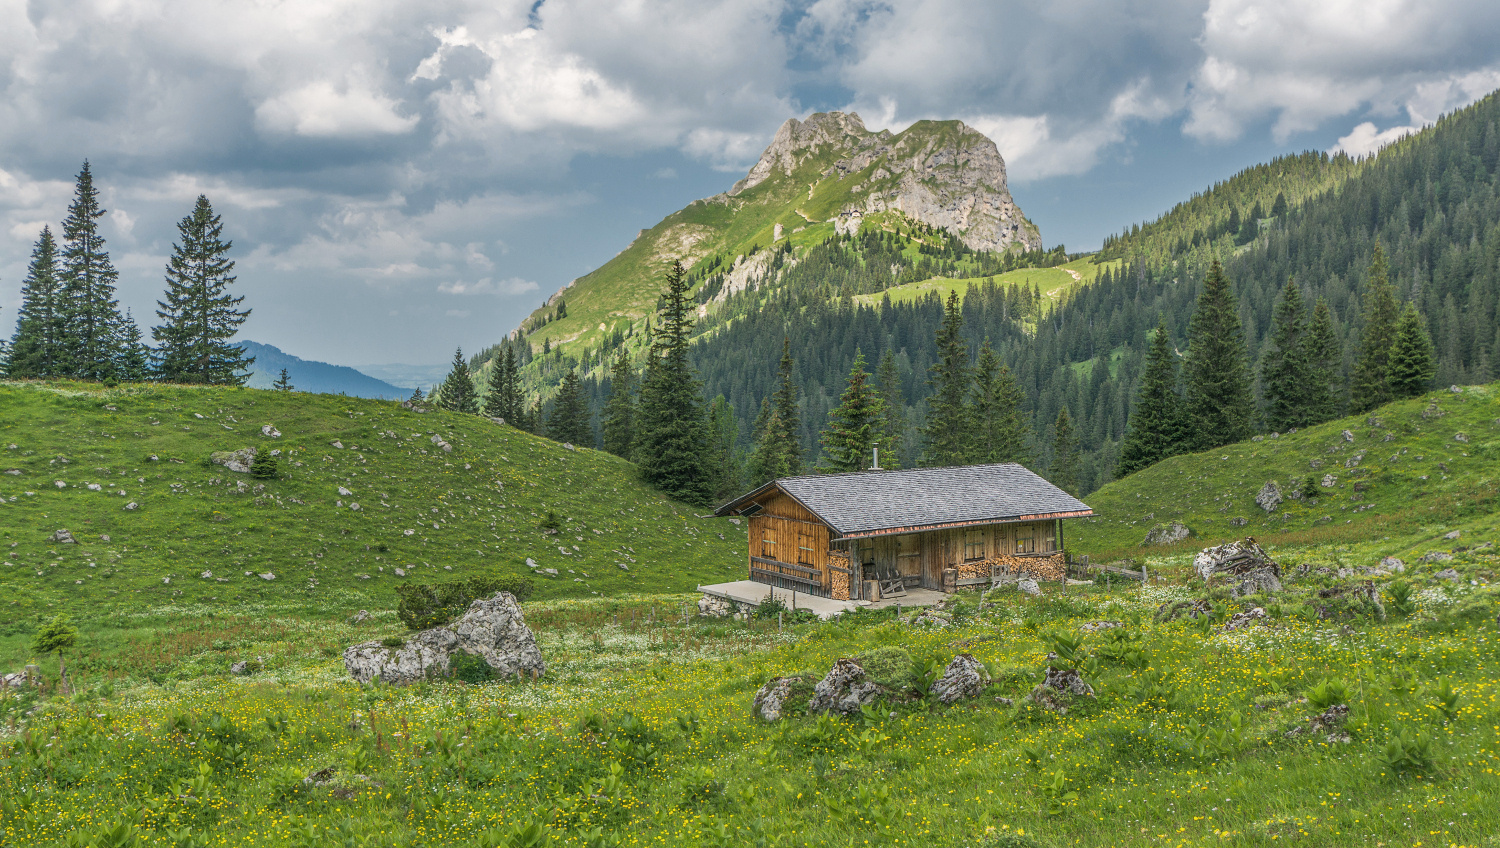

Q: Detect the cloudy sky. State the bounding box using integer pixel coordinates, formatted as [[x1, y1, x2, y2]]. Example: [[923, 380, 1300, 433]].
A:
[[3, 0, 1499, 369]]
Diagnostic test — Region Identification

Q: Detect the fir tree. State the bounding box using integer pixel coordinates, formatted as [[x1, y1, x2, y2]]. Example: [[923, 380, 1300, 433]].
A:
[[770, 337, 803, 475], [633, 262, 711, 504], [922, 290, 973, 466], [250, 448, 279, 480], [5, 227, 66, 378], [1183, 260, 1254, 450], [408, 386, 424, 404], [436, 348, 479, 414], [32, 614, 78, 695], [1048, 407, 1079, 496], [1303, 298, 1344, 424], [114, 309, 151, 382], [705, 395, 742, 504], [1350, 243, 1400, 413], [547, 369, 592, 445], [600, 350, 637, 458], [970, 337, 1029, 464], [1260, 278, 1311, 431], [818, 351, 885, 473], [1270, 191, 1288, 218], [1388, 303, 1436, 399], [1117, 320, 1184, 477], [273, 368, 294, 391], [152, 195, 252, 384], [747, 403, 795, 485], [59, 162, 125, 381], [874, 349, 905, 468]]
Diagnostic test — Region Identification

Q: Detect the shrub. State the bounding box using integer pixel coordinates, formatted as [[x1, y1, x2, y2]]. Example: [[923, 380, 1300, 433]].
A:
[[449, 650, 495, 684], [250, 450, 278, 479], [855, 646, 917, 693], [395, 576, 535, 630]]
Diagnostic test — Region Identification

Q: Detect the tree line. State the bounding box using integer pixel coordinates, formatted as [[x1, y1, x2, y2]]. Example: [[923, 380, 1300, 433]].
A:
[[3, 163, 254, 386]]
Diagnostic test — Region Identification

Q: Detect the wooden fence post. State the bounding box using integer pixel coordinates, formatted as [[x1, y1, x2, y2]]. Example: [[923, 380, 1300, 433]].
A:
[[1141, 564, 1148, 583], [778, 611, 783, 632]]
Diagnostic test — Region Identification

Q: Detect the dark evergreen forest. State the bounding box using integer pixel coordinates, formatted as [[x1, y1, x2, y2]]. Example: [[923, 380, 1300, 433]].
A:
[[526, 91, 1500, 496]]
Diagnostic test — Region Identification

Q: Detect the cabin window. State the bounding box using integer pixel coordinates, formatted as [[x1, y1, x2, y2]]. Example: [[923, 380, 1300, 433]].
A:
[[1042, 522, 1058, 553], [1015, 523, 1036, 554], [760, 527, 776, 558], [797, 531, 815, 565], [858, 540, 875, 567], [963, 529, 986, 561]]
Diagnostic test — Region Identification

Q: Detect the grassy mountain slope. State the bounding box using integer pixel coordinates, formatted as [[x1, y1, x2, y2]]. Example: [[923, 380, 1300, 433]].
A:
[[0, 381, 746, 630], [854, 255, 1117, 310], [1074, 383, 1500, 562]]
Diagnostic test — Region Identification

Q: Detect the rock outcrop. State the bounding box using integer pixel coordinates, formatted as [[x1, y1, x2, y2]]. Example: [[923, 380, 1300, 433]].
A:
[[752, 676, 808, 721], [808, 658, 889, 716], [727, 112, 1040, 254], [210, 448, 257, 474], [1255, 481, 1282, 513], [1025, 667, 1095, 714], [343, 592, 543, 685], [929, 653, 990, 704], [1143, 521, 1191, 546]]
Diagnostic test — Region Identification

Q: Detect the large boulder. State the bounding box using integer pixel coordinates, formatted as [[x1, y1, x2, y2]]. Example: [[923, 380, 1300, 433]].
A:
[[1193, 538, 1282, 585], [1255, 481, 1282, 513], [343, 592, 543, 685], [1143, 521, 1191, 546], [1025, 666, 1095, 715], [929, 653, 990, 704], [210, 448, 257, 474], [808, 658, 889, 716], [752, 676, 810, 721]]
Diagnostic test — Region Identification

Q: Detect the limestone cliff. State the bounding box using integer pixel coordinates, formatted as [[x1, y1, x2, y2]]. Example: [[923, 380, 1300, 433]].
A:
[[727, 112, 1039, 254]]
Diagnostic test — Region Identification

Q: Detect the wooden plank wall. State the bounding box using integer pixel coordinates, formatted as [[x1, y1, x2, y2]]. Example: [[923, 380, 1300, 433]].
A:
[[746, 492, 832, 595]]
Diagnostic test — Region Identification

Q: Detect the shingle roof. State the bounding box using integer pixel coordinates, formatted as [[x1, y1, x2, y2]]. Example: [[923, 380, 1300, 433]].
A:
[[715, 463, 1092, 538]]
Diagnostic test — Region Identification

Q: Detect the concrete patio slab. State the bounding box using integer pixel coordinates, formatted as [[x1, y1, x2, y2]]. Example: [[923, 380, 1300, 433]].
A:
[[697, 580, 858, 620]]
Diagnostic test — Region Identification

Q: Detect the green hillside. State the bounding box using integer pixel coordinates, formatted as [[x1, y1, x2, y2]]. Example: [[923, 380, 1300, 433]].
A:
[[0, 381, 745, 632], [854, 256, 1118, 311], [1074, 383, 1500, 561]]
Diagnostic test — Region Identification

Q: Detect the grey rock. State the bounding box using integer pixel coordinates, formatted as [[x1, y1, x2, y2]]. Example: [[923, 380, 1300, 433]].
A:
[[1341, 429, 1354, 443], [338, 486, 353, 496], [349, 610, 371, 624], [1194, 538, 1282, 583], [1449, 385, 1463, 393], [1321, 474, 1337, 488], [1017, 577, 1041, 597], [1455, 432, 1469, 443], [1233, 569, 1283, 598], [210, 448, 257, 474], [49, 529, 76, 544], [1219, 607, 1268, 632], [1434, 568, 1460, 581], [1444, 530, 1461, 540], [1419, 551, 1454, 564], [1143, 521, 1191, 546], [1255, 481, 1282, 513], [1252, 435, 1264, 442], [229, 660, 258, 675], [259, 572, 276, 581], [343, 592, 544, 685], [1025, 667, 1096, 714], [1380, 556, 1405, 573], [929, 653, 990, 704], [525, 558, 538, 568], [1344, 451, 1366, 469], [752, 676, 804, 721], [1230, 517, 1249, 527], [331, 441, 344, 449], [124, 502, 138, 510], [1079, 621, 1123, 633], [261, 425, 281, 438], [809, 658, 888, 716]]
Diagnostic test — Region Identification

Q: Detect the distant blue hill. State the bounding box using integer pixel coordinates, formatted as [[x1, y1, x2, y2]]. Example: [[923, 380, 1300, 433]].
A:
[[238, 341, 413, 400]]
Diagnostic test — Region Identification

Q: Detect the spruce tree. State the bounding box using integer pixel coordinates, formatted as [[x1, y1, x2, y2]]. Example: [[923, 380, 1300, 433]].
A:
[[1117, 321, 1184, 477], [922, 290, 974, 466], [1183, 260, 1254, 450], [436, 348, 479, 414], [1303, 298, 1344, 424], [547, 369, 592, 445], [1260, 278, 1311, 431], [1350, 243, 1401, 413], [6, 227, 66, 378], [818, 351, 885, 473], [408, 386, 425, 404], [58, 162, 125, 381], [705, 395, 742, 503], [633, 262, 711, 504], [1048, 407, 1079, 496], [770, 337, 803, 475], [600, 350, 637, 458], [1388, 303, 1436, 399], [970, 337, 1029, 464], [748, 404, 794, 485], [273, 368, 294, 391], [152, 195, 252, 384], [115, 309, 151, 382], [875, 349, 905, 468]]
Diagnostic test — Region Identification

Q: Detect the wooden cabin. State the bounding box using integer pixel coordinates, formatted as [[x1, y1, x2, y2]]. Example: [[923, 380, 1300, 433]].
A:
[[714, 463, 1093, 601]]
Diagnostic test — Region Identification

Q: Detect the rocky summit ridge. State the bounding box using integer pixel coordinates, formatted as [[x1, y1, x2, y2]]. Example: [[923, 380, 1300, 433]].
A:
[[727, 111, 1039, 254]]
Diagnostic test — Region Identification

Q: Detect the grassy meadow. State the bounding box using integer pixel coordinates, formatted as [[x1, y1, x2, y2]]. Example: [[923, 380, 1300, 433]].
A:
[[2, 381, 1499, 847]]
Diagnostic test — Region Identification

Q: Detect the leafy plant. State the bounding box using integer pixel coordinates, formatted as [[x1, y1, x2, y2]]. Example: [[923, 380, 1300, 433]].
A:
[[1039, 768, 1079, 815], [1430, 680, 1461, 721], [1306, 678, 1349, 711], [1376, 728, 1433, 776], [1384, 581, 1418, 617]]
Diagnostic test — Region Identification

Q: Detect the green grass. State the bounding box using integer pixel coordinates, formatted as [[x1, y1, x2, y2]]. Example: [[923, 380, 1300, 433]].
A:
[[1074, 383, 1500, 565], [854, 256, 1119, 311], [0, 380, 746, 659]]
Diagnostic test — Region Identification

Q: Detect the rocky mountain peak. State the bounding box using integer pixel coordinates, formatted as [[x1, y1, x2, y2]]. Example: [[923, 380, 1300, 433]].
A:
[[727, 111, 1039, 254]]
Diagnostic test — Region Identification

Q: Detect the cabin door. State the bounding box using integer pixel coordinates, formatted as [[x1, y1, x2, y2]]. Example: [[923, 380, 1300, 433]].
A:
[[896, 534, 921, 587]]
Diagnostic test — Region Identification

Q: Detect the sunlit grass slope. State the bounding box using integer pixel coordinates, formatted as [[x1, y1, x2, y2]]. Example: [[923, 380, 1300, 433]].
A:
[[0, 381, 746, 629]]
